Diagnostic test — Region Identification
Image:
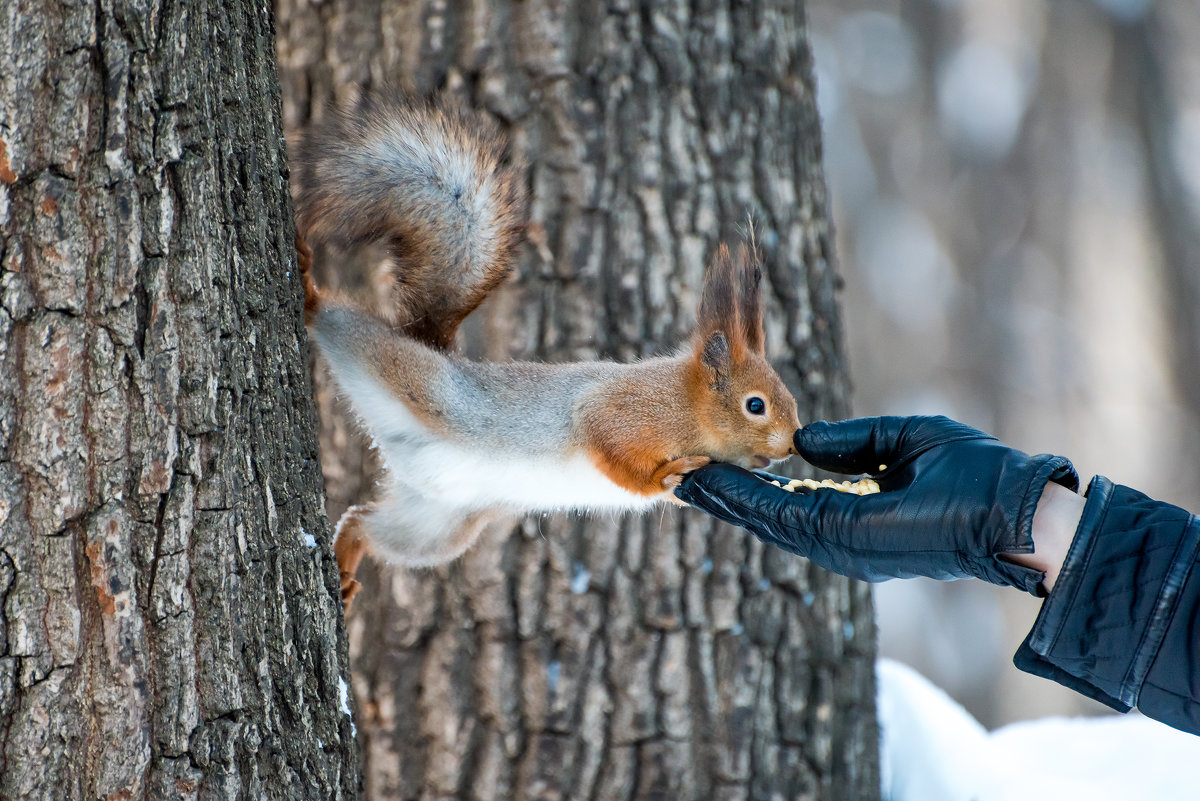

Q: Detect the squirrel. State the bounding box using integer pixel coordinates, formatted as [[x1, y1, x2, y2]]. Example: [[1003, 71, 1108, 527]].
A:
[[294, 93, 801, 604]]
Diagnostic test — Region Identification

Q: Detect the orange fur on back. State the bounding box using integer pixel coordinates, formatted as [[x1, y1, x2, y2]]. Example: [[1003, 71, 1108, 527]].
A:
[[578, 361, 701, 495]]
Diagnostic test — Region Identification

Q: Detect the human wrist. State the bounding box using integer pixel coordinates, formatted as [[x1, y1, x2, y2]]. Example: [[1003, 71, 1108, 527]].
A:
[[1019, 481, 1085, 591]]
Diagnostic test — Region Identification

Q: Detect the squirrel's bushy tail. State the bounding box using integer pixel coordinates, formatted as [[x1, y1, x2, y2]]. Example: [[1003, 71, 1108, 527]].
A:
[[294, 92, 527, 350]]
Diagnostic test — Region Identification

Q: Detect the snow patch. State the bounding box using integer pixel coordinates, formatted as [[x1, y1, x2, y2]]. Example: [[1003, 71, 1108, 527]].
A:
[[877, 658, 1200, 801], [338, 676, 357, 737], [570, 563, 591, 594]]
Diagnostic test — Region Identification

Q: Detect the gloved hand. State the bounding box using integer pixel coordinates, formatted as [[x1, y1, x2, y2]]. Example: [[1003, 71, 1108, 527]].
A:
[[674, 415, 1079, 595]]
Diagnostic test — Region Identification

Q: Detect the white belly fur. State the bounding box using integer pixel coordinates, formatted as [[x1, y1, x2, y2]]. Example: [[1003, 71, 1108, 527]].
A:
[[378, 435, 661, 514]]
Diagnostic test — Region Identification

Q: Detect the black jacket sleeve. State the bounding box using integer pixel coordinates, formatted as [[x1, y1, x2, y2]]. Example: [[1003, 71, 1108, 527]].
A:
[[1014, 475, 1200, 735]]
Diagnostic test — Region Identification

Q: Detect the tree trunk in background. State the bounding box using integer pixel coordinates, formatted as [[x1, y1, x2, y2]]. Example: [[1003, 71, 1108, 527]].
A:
[[277, 2, 878, 799], [0, 3, 356, 799], [1127, 9, 1200, 484]]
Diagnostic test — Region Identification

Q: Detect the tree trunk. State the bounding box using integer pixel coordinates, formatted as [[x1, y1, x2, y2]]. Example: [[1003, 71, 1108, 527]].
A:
[[276, 1, 879, 799], [1126, 9, 1200, 497], [0, 3, 356, 799]]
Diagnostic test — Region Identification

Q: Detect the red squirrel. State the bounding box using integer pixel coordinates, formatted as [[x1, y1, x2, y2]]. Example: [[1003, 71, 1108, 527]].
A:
[[294, 94, 800, 603]]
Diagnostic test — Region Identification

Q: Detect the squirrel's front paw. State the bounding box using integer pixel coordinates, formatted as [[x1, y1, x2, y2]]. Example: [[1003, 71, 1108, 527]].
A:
[[655, 456, 712, 492]]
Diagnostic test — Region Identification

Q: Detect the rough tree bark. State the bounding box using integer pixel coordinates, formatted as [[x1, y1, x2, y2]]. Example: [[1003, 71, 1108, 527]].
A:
[[277, 2, 879, 799], [0, 2, 356, 800]]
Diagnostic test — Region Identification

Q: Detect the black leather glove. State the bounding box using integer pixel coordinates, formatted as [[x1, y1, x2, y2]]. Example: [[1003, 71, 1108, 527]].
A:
[[674, 416, 1079, 595]]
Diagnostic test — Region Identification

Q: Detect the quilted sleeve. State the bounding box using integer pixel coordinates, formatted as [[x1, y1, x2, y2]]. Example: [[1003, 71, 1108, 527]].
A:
[[1014, 476, 1200, 735]]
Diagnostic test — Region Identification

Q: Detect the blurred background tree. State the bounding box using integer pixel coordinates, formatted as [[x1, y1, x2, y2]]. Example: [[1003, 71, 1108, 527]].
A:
[[276, 1, 879, 799], [807, 0, 1200, 726]]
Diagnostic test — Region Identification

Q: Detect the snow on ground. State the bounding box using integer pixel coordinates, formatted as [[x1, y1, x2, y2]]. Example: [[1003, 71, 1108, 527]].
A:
[[877, 658, 1200, 801]]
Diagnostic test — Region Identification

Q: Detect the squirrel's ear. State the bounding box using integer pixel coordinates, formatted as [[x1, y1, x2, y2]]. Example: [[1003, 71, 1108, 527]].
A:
[[699, 331, 731, 391], [737, 243, 765, 355]]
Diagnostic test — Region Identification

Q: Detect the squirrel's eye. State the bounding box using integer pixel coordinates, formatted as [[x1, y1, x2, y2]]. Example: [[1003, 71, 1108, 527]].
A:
[[745, 397, 766, 415]]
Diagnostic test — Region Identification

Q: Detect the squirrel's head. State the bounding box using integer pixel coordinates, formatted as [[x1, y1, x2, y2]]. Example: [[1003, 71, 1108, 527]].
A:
[[687, 242, 801, 469]]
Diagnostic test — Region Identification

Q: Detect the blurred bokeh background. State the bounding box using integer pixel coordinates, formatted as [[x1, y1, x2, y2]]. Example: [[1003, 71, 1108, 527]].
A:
[[807, 0, 1200, 727]]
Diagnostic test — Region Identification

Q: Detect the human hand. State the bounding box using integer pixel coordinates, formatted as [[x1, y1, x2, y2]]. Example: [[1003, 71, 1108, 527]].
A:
[[674, 416, 1079, 594]]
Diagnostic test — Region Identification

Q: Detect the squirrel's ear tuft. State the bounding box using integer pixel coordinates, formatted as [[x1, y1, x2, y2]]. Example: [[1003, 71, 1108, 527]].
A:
[[736, 243, 765, 355], [697, 244, 738, 336], [696, 244, 749, 364], [699, 331, 731, 391]]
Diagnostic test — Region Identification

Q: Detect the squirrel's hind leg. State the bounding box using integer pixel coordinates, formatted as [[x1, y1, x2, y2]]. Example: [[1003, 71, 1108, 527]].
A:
[[333, 505, 372, 610], [333, 487, 512, 610], [369, 488, 511, 568]]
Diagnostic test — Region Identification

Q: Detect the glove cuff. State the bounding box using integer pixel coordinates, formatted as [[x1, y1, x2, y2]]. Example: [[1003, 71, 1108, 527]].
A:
[[974, 454, 1079, 595]]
